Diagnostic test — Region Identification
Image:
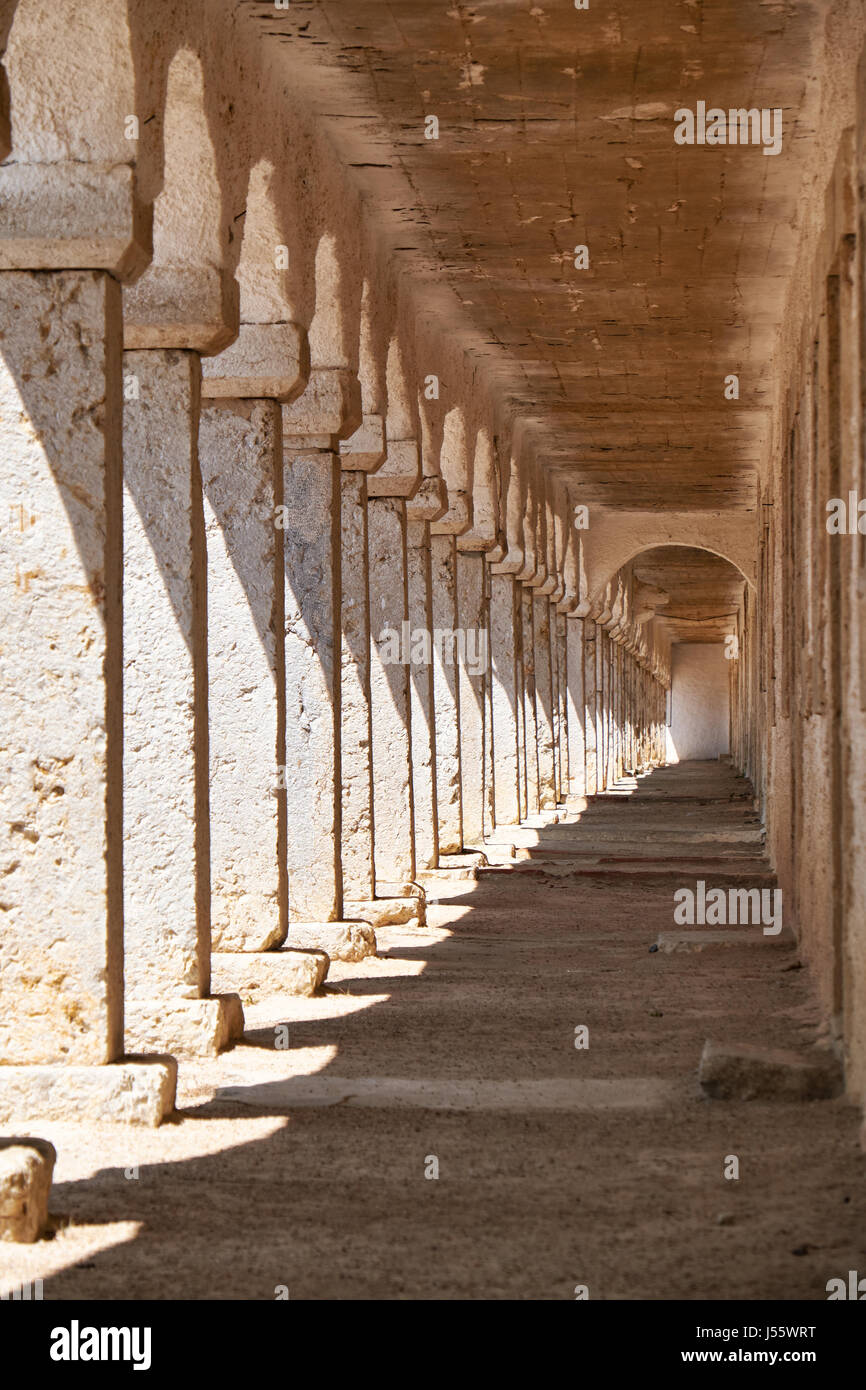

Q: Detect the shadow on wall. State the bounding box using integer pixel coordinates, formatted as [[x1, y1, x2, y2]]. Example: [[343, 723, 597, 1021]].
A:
[[665, 643, 730, 763]]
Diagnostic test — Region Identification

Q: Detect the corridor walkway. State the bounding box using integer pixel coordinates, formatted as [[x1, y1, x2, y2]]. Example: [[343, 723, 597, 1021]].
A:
[[2, 764, 862, 1300]]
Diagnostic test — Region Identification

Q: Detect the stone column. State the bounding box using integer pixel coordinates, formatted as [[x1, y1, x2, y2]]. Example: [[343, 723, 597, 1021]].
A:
[[122, 349, 241, 1056], [197, 327, 306, 948], [533, 593, 557, 809], [488, 571, 522, 825], [367, 495, 414, 888], [554, 609, 568, 803], [280, 368, 361, 921], [521, 585, 540, 814], [584, 619, 599, 796], [406, 478, 448, 871], [430, 534, 463, 853], [0, 271, 173, 1124], [456, 548, 489, 847], [198, 399, 286, 950], [566, 616, 587, 800], [338, 414, 387, 902]]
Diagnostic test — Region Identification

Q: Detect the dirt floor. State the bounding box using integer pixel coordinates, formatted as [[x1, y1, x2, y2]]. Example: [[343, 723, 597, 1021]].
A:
[[2, 762, 864, 1300]]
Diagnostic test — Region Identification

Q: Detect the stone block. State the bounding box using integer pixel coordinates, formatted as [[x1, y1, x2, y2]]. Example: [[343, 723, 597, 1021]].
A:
[[201, 322, 308, 400], [211, 949, 329, 999], [345, 897, 427, 928], [367, 440, 422, 497], [0, 1062, 177, 1127], [698, 1040, 843, 1101], [125, 995, 244, 1058], [0, 1138, 56, 1243], [338, 413, 386, 471], [289, 921, 378, 962]]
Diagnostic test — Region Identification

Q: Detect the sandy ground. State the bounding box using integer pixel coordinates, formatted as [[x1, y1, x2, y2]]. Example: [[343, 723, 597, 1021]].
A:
[[2, 762, 864, 1300]]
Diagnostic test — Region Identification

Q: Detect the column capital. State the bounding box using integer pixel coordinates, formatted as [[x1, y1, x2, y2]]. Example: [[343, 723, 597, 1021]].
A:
[[406, 476, 448, 522], [0, 163, 151, 278], [430, 489, 471, 536], [338, 413, 387, 472], [367, 439, 422, 497], [201, 322, 309, 400], [281, 367, 362, 447], [123, 266, 239, 354]]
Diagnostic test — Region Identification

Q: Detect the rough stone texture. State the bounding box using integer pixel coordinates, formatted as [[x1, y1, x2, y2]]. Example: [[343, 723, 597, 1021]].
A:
[[288, 921, 377, 962], [366, 439, 421, 497], [126, 995, 244, 1059], [0, 270, 123, 1064], [431, 534, 462, 853], [211, 949, 328, 999], [367, 497, 415, 885], [406, 520, 438, 871], [282, 443, 341, 921], [340, 471, 375, 900], [699, 1041, 844, 1102], [123, 349, 207, 1006], [0, 1062, 177, 1128], [200, 400, 285, 951], [0, 1138, 56, 1243], [281, 368, 361, 444]]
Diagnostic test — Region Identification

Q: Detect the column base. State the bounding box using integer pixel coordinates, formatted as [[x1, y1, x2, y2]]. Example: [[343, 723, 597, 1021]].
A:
[[212, 950, 329, 999], [125, 995, 244, 1059], [345, 896, 427, 928], [0, 1060, 177, 1128], [289, 921, 377, 962], [0, 1138, 56, 1242]]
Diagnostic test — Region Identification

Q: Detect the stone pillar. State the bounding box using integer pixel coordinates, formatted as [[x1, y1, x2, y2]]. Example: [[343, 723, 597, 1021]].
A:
[[566, 617, 587, 800], [281, 441, 342, 920], [0, 271, 173, 1123], [584, 619, 598, 796], [456, 548, 488, 847], [335, 413, 388, 903], [533, 593, 557, 809], [488, 571, 522, 825], [340, 470, 376, 900], [431, 533, 463, 853], [198, 398, 286, 950], [122, 349, 241, 1056], [521, 585, 540, 814], [278, 368, 362, 921], [554, 609, 568, 803], [367, 496, 415, 887], [406, 478, 447, 871]]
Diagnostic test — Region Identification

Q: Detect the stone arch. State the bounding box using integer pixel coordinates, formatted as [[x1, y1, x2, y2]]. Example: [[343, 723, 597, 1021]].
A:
[[583, 513, 757, 609]]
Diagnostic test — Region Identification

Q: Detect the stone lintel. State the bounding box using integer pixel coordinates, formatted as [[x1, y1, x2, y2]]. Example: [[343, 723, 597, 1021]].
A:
[[406, 475, 447, 521], [338, 413, 387, 471], [200, 321, 309, 400], [0, 162, 151, 279], [281, 366, 362, 443], [367, 439, 422, 497], [123, 265, 239, 353], [430, 489, 471, 535], [125, 995, 244, 1059], [0, 1061, 177, 1128]]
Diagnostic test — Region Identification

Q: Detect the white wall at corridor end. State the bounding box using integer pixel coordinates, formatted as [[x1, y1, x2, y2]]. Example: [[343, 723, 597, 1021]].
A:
[[666, 643, 730, 762]]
